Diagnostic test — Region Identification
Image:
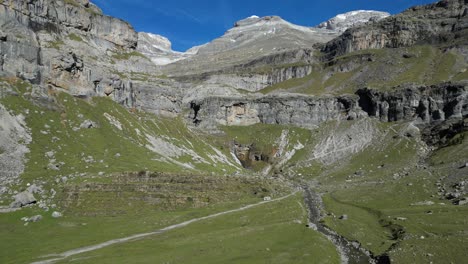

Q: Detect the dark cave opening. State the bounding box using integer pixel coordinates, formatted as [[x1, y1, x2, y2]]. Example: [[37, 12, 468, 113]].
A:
[[356, 89, 376, 116], [190, 101, 202, 125]]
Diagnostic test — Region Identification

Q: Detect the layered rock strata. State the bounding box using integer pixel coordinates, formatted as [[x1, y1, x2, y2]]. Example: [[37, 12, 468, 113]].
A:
[[188, 82, 467, 129]]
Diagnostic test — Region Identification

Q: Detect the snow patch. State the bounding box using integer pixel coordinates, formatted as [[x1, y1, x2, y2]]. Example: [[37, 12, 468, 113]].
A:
[[335, 14, 347, 20]]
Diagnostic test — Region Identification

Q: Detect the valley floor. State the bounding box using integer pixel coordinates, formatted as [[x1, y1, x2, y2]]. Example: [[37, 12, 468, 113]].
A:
[[29, 192, 340, 264]]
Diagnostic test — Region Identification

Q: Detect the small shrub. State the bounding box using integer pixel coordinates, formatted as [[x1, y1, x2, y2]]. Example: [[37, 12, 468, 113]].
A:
[[68, 33, 83, 42]]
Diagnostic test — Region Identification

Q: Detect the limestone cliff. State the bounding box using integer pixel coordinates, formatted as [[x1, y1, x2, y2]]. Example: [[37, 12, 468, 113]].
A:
[[357, 82, 468, 123], [188, 82, 467, 129], [188, 94, 365, 130], [0, 0, 155, 107]]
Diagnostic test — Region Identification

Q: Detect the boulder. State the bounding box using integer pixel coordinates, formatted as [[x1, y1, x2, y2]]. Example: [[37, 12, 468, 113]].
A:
[[22, 215, 43, 223], [10, 191, 36, 208], [28, 215, 43, 222], [79, 120, 98, 129], [51, 211, 63, 218], [27, 184, 43, 194]]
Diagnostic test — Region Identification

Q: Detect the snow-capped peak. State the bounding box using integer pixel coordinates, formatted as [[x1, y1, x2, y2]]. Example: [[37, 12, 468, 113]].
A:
[[231, 15, 312, 35], [316, 10, 390, 32], [137, 32, 194, 66]]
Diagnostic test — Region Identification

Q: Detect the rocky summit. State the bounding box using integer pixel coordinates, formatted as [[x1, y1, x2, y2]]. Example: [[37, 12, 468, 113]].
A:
[[0, 0, 467, 263]]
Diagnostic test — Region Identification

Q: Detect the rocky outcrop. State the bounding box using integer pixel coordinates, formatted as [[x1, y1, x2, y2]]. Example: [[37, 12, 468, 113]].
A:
[[204, 65, 313, 92], [0, 0, 136, 48], [323, 0, 468, 58], [188, 82, 467, 130], [0, 101, 32, 194], [10, 190, 36, 208], [134, 80, 183, 117], [356, 82, 467, 123], [0, 0, 144, 107], [422, 118, 468, 146], [173, 49, 317, 92], [188, 94, 365, 129]]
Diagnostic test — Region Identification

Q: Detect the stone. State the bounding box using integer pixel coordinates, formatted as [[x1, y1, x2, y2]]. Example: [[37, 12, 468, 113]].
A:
[[339, 214, 348, 220], [28, 215, 43, 222], [79, 120, 98, 129], [52, 211, 63, 218], [10, 191, 36, 208], [45, 151, 55, 158], [27, 184, 43, 194]]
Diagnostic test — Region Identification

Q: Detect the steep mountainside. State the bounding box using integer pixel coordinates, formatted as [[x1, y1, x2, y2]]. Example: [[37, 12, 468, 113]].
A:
[[0, 0, 467, 263], [162, 15, 337, 77]]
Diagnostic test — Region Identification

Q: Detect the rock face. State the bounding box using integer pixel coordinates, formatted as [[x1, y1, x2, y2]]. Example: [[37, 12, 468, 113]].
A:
[[188, 94, 365, 129], [0, 101, 31, 192], [422, 118, 468, 146], [203, 65, 313, 92], [316, 10, 390, 32], [323, 0, 468, 57], [357, 82, 468, 123], [188, 82, 467, 130], [0, 0, 151, 108]]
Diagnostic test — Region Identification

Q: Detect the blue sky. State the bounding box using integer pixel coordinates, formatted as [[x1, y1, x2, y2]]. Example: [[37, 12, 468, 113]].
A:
[[92, 0, 437, 52]]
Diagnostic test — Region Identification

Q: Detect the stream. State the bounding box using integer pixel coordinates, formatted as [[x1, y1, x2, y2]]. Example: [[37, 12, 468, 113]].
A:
[[302, 185, 390, 264]]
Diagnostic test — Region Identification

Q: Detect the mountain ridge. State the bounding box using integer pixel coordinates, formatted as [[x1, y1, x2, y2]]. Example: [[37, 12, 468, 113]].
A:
[[138, 10, 390, 67]]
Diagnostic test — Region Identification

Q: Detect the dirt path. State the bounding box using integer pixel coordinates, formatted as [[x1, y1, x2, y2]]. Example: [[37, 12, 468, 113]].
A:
[[32, 191, 298, 264]]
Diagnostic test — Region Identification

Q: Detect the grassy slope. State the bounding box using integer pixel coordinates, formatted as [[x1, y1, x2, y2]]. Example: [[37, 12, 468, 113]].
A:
[[260, 45, 463, 96], [0, 78, 243, 187], [54, 193, 340, 264], [0, 79, 293, 263]]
